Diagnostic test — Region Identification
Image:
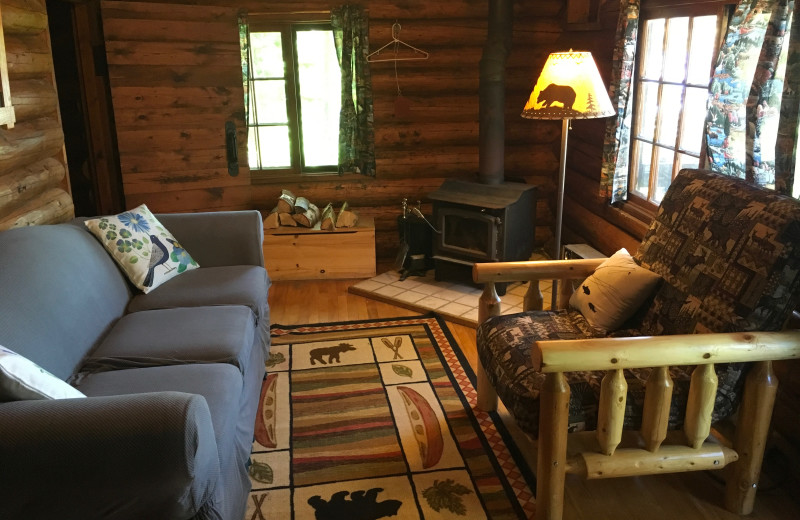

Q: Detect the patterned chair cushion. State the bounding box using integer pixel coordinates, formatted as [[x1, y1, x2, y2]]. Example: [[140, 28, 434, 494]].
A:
[[478, 169, 800, 438], [477, 310, 747, 437]]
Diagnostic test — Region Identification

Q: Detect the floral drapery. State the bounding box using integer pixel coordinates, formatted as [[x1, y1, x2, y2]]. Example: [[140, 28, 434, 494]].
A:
[[600, 0, 640, 203], [706, 0, 800, 194], [331, 5, 376, 176], [238, 12, 250, 135]]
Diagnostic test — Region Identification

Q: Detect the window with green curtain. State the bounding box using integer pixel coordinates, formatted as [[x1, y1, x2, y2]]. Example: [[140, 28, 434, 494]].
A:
[[237, 5, 375, 179]]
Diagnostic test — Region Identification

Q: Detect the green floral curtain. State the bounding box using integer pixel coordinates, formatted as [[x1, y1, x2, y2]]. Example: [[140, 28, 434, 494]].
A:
[[600, 0, 640, 203], [706, 0, 800, 194], [238, 12, 250, 136], [331, 5, 376, 176]]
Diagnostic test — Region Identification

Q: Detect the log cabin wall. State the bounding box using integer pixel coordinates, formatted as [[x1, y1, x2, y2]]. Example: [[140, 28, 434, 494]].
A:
[[96, 0, 566, 261], [0, 0, 73, 229]]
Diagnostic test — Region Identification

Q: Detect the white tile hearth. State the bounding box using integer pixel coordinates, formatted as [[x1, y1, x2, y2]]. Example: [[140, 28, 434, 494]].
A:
[[349, 269, 553, 327]]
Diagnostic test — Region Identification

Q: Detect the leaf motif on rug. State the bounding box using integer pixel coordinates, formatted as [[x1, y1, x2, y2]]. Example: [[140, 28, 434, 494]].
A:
[[391, 364, 413, 378], [422, 478, 473, 515], [248, 461, 273, 485]]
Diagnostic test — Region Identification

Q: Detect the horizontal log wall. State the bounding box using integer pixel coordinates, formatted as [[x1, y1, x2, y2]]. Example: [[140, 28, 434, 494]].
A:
[[97, 0, 563, 261], [0, 0, 72, 229], [101, 0, 251, 213]]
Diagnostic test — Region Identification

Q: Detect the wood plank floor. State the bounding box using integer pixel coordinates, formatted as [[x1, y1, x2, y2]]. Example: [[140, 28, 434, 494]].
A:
[[268, 278, 800, 520]]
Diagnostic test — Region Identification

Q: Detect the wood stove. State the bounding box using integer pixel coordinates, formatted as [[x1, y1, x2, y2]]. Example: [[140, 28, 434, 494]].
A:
[[429, 178, 536, 284]]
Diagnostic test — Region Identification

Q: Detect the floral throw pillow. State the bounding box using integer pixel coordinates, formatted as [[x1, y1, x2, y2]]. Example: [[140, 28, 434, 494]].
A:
[[0, 345, 86, 401], [84, 204, 199, 293]]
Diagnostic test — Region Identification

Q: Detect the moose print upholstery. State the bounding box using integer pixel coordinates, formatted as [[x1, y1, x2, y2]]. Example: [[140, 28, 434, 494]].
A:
[[477, 169, 800, 437]]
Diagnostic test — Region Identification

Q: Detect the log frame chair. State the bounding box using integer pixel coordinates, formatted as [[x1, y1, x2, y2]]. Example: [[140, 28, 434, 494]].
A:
[[472, 169, 800, 520]]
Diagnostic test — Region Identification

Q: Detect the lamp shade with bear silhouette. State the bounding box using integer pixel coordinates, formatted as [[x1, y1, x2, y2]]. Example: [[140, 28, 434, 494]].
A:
[[521, 50, 614, 310], [521, 50, 614, 119]]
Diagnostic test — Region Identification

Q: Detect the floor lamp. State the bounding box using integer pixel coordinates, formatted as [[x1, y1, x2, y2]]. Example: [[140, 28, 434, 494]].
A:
[[521, 50, 614, 310]]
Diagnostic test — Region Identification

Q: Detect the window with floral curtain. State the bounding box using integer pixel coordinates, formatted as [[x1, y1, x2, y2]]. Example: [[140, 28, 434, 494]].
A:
[[705, 0, 800, 195], [600, 0, 640, 203], [331, 5, 376, 177]]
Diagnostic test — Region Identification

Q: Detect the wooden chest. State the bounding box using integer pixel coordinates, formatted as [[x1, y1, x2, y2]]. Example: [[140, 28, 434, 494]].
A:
[[263, 216, 376, 281]]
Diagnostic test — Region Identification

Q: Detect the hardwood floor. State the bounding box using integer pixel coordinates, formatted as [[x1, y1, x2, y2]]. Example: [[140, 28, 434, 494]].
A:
[[268, 278, 800, 520]]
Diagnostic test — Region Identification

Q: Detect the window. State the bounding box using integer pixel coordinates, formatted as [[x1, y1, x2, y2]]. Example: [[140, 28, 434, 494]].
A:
[[629, 8, 723, 205], [246, 21, 341, 176]]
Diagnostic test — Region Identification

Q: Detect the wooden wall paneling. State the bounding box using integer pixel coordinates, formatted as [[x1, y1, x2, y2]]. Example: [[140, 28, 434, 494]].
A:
[[101, 0, 250, 213], [0, 0, 71, 229]]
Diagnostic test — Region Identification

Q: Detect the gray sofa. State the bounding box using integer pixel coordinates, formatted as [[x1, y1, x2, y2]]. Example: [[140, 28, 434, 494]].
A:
[[0, 211, 271, 520]]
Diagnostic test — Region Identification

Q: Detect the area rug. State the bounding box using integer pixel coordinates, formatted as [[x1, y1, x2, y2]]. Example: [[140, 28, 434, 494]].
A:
[[245, 314, 535, 519]]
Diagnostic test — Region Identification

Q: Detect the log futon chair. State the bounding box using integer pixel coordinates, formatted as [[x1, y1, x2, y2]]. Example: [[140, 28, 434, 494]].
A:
[[473, 169, 800, 519]]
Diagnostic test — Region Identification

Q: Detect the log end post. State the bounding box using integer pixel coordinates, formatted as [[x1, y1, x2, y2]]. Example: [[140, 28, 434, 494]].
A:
[[537, 372, 570, 520], [725, 360, 779, 515]]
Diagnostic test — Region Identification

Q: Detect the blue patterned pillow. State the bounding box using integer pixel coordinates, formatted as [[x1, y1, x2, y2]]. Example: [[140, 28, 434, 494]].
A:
[[85, 204, 199, 293]]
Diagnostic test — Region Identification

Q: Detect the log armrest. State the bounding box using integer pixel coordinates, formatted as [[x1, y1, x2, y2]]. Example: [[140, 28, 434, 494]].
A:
[[473, 258, 605, 284], [0, 392, 220, 519], [532, 330, 800, 373], [156, 210, 265, 268]]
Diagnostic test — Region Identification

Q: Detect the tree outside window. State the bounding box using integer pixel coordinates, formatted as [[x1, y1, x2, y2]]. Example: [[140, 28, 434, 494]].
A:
[[246, 22, 341, 177]]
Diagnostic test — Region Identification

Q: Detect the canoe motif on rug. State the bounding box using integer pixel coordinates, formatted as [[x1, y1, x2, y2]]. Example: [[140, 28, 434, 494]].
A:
[[246, 315, 535, 519]]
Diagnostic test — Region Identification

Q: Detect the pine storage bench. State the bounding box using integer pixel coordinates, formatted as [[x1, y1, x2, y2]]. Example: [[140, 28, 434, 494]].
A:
[[263, 216, 376, 281]]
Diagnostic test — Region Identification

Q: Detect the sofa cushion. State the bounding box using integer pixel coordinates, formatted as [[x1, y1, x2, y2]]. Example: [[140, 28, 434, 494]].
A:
[[0, 345, 86, 401], [477, 311, 747, 436], [84, 204, 199, 294], [127, 265, 269, 320], [635, 169, 800, 335], [86, 306, 256, 374], [0, 224, 132, 380]]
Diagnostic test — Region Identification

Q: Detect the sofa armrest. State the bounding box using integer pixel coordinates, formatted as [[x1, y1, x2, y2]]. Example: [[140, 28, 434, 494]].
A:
[[157, 210, 264, 268], [0, 392, 219, 520]]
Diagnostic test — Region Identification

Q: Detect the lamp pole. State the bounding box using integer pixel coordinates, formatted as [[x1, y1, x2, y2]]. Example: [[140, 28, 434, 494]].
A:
[[552, 118, 570, 310]]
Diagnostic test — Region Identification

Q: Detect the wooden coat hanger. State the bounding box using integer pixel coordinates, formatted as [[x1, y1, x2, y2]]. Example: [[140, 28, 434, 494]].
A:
[[367, 23, 429, 62]]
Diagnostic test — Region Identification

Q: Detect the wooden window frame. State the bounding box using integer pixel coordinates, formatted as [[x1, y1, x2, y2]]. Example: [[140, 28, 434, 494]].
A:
[[247, 16, 340, 182], [622, 1, 731, 216], [0, 4, 16, 129]]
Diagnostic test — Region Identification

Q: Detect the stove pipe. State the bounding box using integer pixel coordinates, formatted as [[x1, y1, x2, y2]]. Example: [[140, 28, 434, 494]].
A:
[[478, 0, 513, 185]]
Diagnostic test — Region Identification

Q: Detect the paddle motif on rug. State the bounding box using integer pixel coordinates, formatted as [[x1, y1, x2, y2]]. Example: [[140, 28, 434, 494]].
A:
[[245, 315, 535, 519]]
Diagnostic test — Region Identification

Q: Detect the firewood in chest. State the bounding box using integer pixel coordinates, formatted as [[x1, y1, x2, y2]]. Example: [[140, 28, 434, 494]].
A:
[[278, 212, 298, 227], [263, 207, 280, 229], [293, 196, 310, 214], [293, 202, 320, 227], [320, 203, 336, 230], [276, 189, 296, 214], [336, 201, 359, 228]]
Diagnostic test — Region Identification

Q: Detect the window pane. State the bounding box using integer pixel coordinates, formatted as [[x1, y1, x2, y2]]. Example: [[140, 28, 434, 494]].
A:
[[251, 126, 291, 168], [253, 79, 288, 124], [643, 19, 665, 80], [250, 32, 284, 78], [687, 16, 717, 85], [663, 17, 689, 82], [637, 82, 658, 141], [657, 84, 682, 146], [632, 140, 653, 197], [654, 146, 675, 203], [677, 152, 700, 172], [296, 30, 341, 167], [680, 87, 708, 154]]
